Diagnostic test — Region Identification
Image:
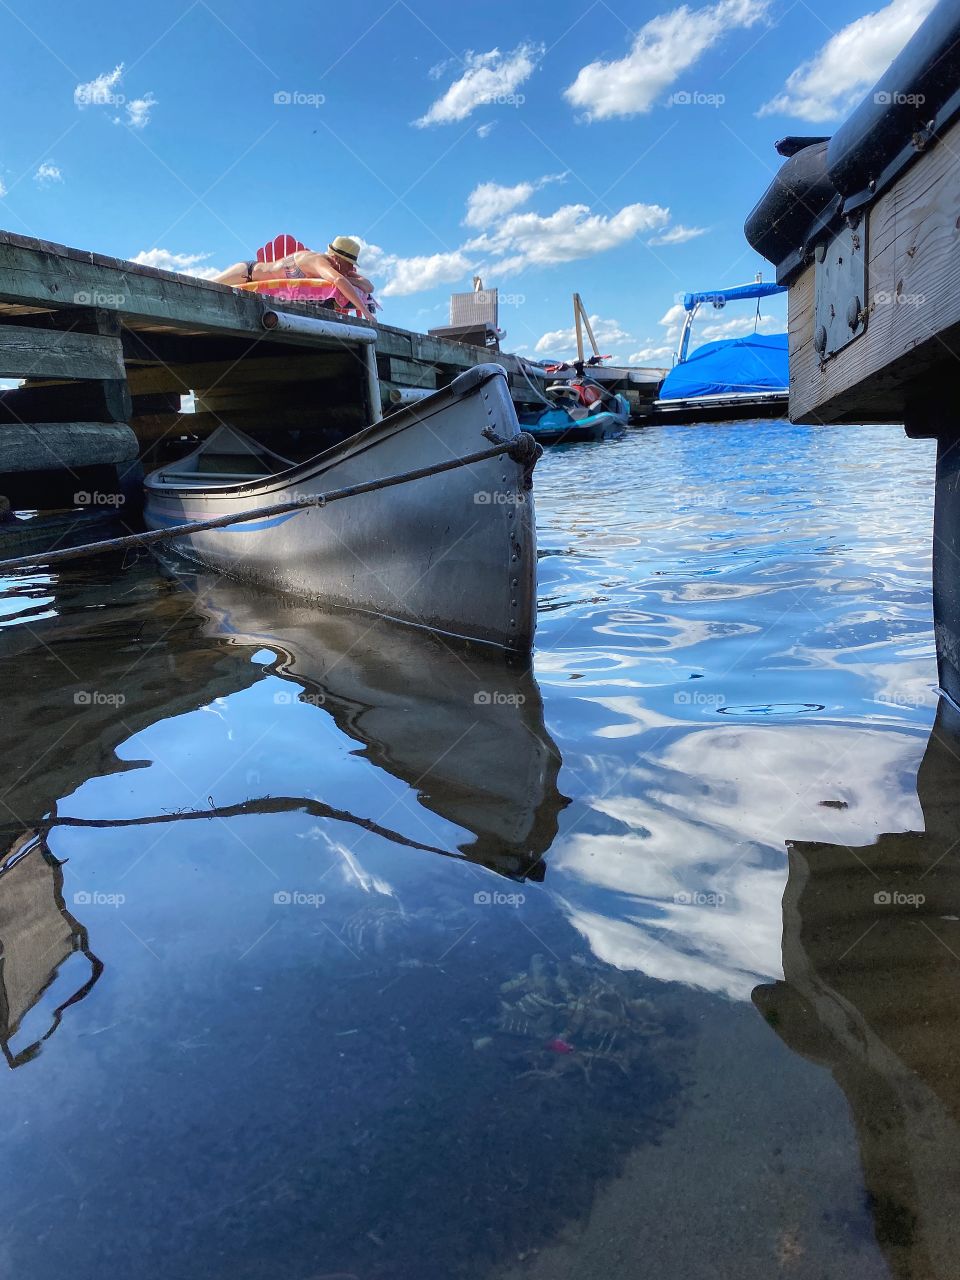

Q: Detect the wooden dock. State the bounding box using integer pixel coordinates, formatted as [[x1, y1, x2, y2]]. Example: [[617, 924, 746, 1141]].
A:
[[0, 231, 662, 509]]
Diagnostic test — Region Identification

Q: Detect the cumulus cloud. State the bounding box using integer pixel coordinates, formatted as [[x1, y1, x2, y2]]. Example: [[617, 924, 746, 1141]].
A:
[[357, 190, 674, 299], [758, 0, 936, 121], [535, 315, 633, 355], [648, 296, 784, 355], [359, 241, 476, 297], [34, 163, 62, 184], [648, 223, 707, 245], [628, 345, 675, 364], [565, 0, 767, 121], [468, 200, 670, 275], [129, 249, 220, 279], [124, 93, 157, 129], [74, 64, 124, 107], [463, 173, 566, 229], [415, 42, 542, 126]]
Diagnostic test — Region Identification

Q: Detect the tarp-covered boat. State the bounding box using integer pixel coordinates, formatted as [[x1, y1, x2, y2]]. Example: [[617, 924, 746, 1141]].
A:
[[144, 364, 538, 655], [655, 281, 789, 421]]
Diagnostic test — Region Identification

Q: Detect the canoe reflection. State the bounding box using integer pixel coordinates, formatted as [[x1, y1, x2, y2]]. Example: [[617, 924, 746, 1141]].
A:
[[754, 703, 960, 1278], [188, 573, 568, 881], [0, 832, 102, 1068]]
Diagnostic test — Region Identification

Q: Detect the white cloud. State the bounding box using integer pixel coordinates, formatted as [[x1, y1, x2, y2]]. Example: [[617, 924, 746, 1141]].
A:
[[34, 163, 62, 185], [759, 0, 936, 121], [359, 241, 475, 297], [357, 191, 671, 299], [699, 312, 783, 342], [124, 93, 157, 129], [476, 121, 497, 139], [628, 345, 674, 363], [463, 173, 566, 229], [129, 249, 220, 279], [565, 0, 767, 121], [652, 297, 784, 350], [465, 181, 537, 229], [648, 223, 707, 245], [75, 63, 157, 128], [468, 200, 669, 275], [535, 315, 633, 354], [74, 64, 124, 107], [415, 42, 542, 126], [0, 179, 7, 198]]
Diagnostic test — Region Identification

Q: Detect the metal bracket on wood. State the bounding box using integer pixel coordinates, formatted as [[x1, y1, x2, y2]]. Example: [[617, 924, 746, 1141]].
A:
[[813, 218, 867, 361]]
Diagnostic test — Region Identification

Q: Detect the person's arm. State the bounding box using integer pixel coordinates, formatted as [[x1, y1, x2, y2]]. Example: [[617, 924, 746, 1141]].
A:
[[302, 254, 375, 321]]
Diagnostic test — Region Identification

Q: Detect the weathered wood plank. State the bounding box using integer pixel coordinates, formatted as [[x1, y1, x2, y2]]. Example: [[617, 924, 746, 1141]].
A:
[[789, 115, 960, 424], [0, 325, 124, 381], [0, 422, 138, 472], [380, 356, 438, 389], [125, 351, 355, 395]]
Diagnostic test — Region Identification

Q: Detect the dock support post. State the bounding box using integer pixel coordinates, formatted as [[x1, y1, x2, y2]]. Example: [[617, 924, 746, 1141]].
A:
[[364, 343, 383, 423], [932, 431, 960, 711]]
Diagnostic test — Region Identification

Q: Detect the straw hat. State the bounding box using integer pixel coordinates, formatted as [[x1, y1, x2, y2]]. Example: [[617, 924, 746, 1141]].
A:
[[329, 235, 361, 264]]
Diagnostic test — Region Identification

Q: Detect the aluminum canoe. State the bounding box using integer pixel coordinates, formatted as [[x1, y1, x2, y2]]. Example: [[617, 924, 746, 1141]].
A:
[[143, 364, 536, 654]]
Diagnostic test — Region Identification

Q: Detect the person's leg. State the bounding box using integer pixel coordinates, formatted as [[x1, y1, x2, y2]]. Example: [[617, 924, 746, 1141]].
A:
[[215, 261, 255, 285]]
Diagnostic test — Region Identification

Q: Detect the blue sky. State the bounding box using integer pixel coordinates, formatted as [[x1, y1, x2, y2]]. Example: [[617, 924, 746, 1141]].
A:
[[0, 0, 934, 365]]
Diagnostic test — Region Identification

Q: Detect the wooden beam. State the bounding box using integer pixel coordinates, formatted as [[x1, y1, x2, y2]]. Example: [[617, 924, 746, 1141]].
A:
[[0, 325, 124, 380], [0, 422, 138, 473], [0, 380, 132, 424], [378, 356, 438, 389], [787, 115, 960, 424], [125, 350, 355, 395]]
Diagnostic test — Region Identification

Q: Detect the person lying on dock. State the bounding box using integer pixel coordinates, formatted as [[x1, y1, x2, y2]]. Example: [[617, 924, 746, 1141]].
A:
[[216, 236, 377, 321]]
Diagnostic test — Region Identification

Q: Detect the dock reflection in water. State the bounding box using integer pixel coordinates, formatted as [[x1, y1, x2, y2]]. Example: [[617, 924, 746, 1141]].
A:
[[0, 421, 950, 1279], [755, 703, 960, 1280]]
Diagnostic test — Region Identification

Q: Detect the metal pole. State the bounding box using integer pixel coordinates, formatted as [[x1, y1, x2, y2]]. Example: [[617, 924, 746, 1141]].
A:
[[261, 310, 378, 344]]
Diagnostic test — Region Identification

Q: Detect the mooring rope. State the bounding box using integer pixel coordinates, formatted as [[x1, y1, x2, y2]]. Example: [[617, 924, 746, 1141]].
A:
[[0, 428, 541, 573]]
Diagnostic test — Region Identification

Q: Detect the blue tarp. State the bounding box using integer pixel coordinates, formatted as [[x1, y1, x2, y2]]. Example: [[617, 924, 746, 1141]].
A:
[[683, 283, 786, 311], [658, 333, 789, 401]]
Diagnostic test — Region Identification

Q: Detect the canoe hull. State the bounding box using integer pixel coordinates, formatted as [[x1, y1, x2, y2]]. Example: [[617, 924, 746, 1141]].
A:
[[143, 366, 536, 654]]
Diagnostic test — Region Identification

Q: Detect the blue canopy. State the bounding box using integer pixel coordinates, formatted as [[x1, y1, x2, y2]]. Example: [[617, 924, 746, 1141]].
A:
[[659, 333, 788, 401], [683, 282, 786, 311]]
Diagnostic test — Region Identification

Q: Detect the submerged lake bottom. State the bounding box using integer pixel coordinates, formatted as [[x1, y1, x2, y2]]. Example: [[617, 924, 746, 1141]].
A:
[[0, 420, 954, 1280]]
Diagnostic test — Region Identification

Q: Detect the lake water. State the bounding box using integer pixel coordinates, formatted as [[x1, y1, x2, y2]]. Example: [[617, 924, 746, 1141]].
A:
[[1, 420, 954, 1280]]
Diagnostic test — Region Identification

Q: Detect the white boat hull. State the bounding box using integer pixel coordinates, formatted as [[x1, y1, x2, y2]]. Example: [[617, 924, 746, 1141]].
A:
[[143, 365, 536, 653]]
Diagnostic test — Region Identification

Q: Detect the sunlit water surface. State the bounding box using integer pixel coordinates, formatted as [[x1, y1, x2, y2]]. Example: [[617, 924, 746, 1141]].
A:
[[0, 422, 952, 1280]]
